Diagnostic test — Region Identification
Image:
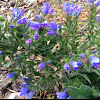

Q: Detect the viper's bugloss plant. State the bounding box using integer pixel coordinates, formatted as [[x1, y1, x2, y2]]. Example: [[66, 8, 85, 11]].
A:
[[0, 1, 100, 99], [41, 2, 54, 16]]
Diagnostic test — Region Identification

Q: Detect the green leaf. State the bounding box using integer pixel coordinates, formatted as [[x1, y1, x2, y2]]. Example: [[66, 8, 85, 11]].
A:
[[4, 60, 11, 68], [4, 19, 8, 32], [0, 16, 5, 21], [67, 85, 93, 99], [79, 74, 91, 84], [93, 89, 100, 97], [92, 69, 100, 76]]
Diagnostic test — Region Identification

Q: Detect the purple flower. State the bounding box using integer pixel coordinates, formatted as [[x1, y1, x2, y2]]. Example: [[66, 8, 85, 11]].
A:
[[64, 63, 70, 75], [70, 61, 82, 70], [18, 83, 30, 96], [33, 34, 40, 40], [9, 24, 15, 29], [49, 20, 57, 31], [47, 60, 51, 64], [49, 8, 54, 14], [0, 51, 3, 55], [38, 62, 46, 70], [47, 19, 57, 35], [96, 0, 100, 6], [90, 56, 100, 69], [12, 7, 24, 20], [79, 53, 86, 59], [91, 50, 97, 54], [56, 92, 68, 99], [47, 30, 56, 35], [97, 17, 100, 23], [69, 53, 72, 59], [67, 96, 72, 99], [34, 14, 41, 22], [26, 39, 32, 45], [87, 0, 94, 4], [42, 2, 50, 15], [23, 33, 28, 37], [62, 2, 82, 16], [58, 23, 63, 31], [18, 87, 30, 96], [16, 57, 20, 60], [21, 83, 30, 88], [18, 17, 27, 24], [28, 21, 41, 30], [27, 91, 34, 99], [42, 21, 49, 29], [41, 2, 54, 15], [22, 78, 29, 82], [18, 82, 34, 99], [7, 73, 15, 78]]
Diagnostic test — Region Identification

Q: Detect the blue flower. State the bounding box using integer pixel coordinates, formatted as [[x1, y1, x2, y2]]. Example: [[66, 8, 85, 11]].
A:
[[70, 61, 82, 70], [97, 17, 100, 23], [21, 83, 30, 88], [7, 73, 15, 78], [27, 91, 34, 99], [49, 20, 57, 31], [16, 57, 20, 60], [96, 0, 100, 6], [23, 33, 28, 37], [26, 39, 32, 45], [62, 2, 82, 16], [64, 63, 70, 74], [33, 34, 40, 40], [90, 56, 100, 69], [56, 92, 68, 99], [28, 21, 41, 30], [34, 14, 41, 22], [79, 53, 86, 59], [18, 17, 27, 24], [67, 96, 72, 99], [42, 21, 49, 29], [47, 60, 51, 64], [18, 83, 30, 96], [18, 87, 30, 96], [9, 24, 15, 29], [69, 53, 72, 59], [47, 19, 57, 35], [12, 7, 24, 20], [18, 80, 34, 99], [91, 50, 97, 54], [47, 30, 56, 35], [22, 78, 30, 82], [0, 51, 3, 55], [38, 62, 46, 70], [58, 23, 63, 31], [41, 2, 54, 15], [87, 0, 94, 4], [49, 8, 54, 14]]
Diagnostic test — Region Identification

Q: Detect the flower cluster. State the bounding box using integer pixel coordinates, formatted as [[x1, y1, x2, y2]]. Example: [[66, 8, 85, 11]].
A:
[[18, 80, 34, 99], [41, 2, 54, 15], [62, 2, 82, 16], [11, 7, 24, 21], [88, 0, 100, 6]]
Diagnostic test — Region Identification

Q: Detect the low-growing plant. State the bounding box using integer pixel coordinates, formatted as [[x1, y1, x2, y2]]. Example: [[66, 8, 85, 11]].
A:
[[0, 0, 100, 99]]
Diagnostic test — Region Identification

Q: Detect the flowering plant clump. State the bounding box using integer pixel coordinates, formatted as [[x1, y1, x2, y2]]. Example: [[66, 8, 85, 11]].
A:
[[0, 0, 100, 99]]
